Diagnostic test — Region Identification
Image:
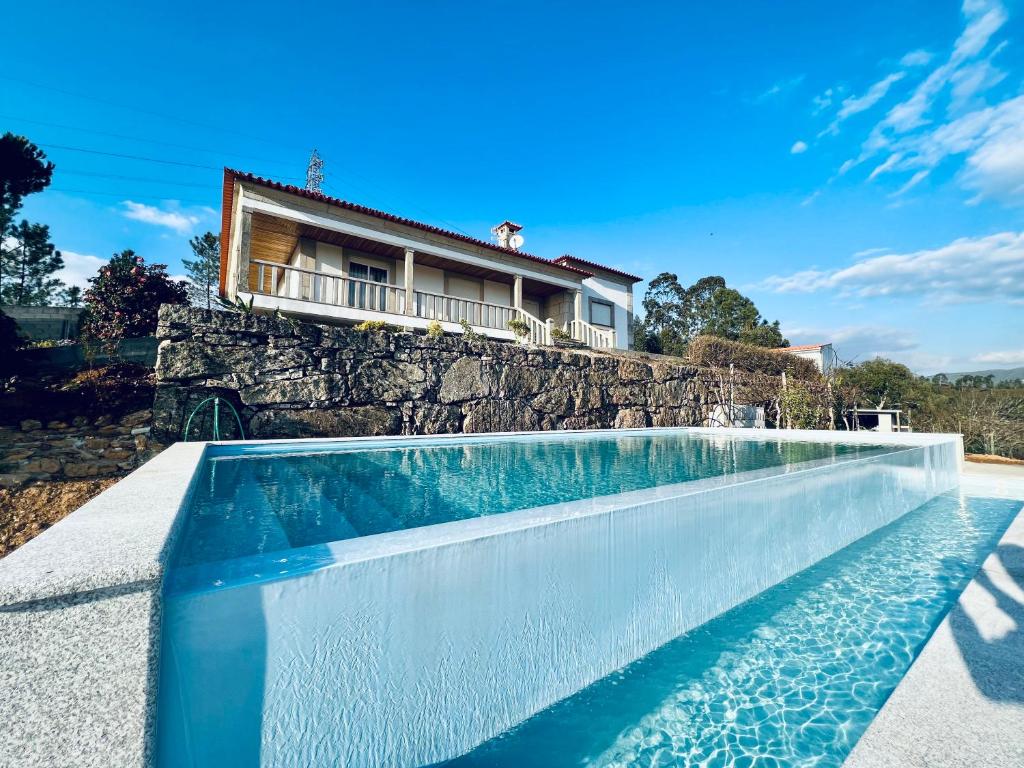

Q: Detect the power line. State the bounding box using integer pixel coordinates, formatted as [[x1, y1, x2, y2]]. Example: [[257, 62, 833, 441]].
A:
[[59, 169, 214, 188], [0, 113, 302, 170], [38, 143, 223, 170], [1, 74, 307, 152], [48, 187, 216, 206]]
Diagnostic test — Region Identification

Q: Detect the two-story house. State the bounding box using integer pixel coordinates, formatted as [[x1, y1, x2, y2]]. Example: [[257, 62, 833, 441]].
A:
[[219, 170, 642, 349]]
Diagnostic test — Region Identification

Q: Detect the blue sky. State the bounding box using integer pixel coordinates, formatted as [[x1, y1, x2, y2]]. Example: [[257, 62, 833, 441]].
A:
[[5, 0, 1022, 374]]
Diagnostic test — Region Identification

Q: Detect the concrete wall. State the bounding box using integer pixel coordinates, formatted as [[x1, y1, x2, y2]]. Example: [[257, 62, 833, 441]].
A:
[[2, 305, 84, 341], [581, 275, 631, 349], [15, 336, 159, 372]]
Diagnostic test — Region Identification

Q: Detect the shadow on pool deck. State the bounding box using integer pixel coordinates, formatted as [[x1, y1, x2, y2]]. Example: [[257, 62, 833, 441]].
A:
[[948, 543, 1024, 705]]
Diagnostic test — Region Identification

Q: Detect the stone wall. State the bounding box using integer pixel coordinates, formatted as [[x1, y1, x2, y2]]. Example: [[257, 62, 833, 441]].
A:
[[0, 410, 162, 488], [152, 306, 725, 441]]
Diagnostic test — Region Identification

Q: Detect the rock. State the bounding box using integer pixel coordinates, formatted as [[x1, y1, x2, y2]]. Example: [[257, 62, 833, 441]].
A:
[[63, 462, 100, 478], [439, 357, 489, 403], [131, 426, 151, 436], [20, 419, 42, 432], [0, 472, 30, 488], [463, 401, 539, 433], [2, 449, 35, 463], [103, 448, 134, 461], [414, 403, 462, 435], [24, 457, 61, 474], [247, 407, 400, 439], [120, 410, 152, 427], [350, 360, 427, 403], [72, 416, 90, 428], [615, 409, 650, 429], [46, 420, 70, 430], [94, 415, 112, 427], [84, 437, 111, 451], [240, 375, 345, 406]]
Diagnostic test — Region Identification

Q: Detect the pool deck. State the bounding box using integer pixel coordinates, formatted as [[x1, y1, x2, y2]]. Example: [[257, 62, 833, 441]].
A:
[[845, 462, 1024, 768]]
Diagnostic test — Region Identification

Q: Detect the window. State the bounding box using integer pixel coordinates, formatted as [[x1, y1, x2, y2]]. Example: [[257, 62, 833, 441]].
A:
[[589, 298, 614, 328], [349, 260, 389, 311]]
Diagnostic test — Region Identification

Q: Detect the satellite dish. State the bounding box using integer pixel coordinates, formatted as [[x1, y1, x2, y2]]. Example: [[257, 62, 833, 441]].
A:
[[509, 233, 525, 250]]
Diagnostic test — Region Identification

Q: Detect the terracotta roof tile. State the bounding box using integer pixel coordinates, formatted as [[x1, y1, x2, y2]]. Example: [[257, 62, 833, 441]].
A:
[[223, 169, 595, 278], [553, 254, 643, 283]]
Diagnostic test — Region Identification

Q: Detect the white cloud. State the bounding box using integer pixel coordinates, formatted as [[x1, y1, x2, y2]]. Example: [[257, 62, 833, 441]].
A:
[[55, 250, 106, 290], [790, 140, 808, 154], [812, 88, 835, 115], [120, 200, 209, 235], [900, 49, 935, 67], [973, 349, 1024, 365], [761, 230, 1024, 305], [755, 75, 805, 103], [830, 72, 906, 130]]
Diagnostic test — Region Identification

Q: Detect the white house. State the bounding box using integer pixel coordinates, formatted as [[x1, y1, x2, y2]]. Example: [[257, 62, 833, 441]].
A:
[[780, 343, 837, 373], [218, 170, 642, 350]]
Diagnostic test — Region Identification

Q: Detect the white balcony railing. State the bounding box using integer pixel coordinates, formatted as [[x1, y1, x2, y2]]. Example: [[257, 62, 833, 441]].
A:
[[568, 319, 616, 349], [413, 290, 515, 331], [250, 260, 617, 349], [252, 260, 407, 314]]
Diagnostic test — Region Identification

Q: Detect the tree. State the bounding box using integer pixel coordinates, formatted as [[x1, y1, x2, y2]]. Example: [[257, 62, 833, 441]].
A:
[[0, 220, 64, 305], [182, 232, 220, 310], [82, 250, 189, 341], [635, 273, 788, 355], [0, 134, 59, 301], [61, 285, 83, 307], [0, 133, 54, 236], [843, 358, 916, 409], [0, 307, 21, 377]]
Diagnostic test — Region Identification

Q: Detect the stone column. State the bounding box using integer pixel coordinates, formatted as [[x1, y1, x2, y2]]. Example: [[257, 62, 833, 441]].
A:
[[573, 289, 583, 325], [513, 275, 523, 314], [235, 209, 252, 298], [404, 249, 415, 315]]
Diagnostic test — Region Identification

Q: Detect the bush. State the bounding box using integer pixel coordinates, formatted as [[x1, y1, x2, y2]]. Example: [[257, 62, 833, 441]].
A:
[[550, 326, 572, 342], [0, 308, 22, 377], [687, 335, 820, 379], [425, 319, 444, 339], [353, 319, 395, 332], [507, 317, 531, 340], [458, 318, 481, 342], [82, 250, 188, 342]]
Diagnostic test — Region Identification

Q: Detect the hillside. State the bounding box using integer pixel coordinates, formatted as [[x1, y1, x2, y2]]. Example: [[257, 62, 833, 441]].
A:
[[940, 366, 1024, 383]]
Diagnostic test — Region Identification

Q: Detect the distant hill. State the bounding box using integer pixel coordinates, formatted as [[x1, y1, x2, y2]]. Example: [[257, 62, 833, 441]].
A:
[[938, 366, 1024, 383]]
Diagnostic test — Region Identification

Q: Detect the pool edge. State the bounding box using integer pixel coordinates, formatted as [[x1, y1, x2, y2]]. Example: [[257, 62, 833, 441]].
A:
[[843, 463, 1024, 768]]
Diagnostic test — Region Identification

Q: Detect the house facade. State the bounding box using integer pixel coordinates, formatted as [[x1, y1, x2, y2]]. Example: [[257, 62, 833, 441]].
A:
[[219, 170, 642, 349], [780, 343, 837, 373]]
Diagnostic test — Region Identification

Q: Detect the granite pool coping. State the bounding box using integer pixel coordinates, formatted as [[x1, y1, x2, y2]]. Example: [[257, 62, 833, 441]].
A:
[[844, 462, 1024, 768]]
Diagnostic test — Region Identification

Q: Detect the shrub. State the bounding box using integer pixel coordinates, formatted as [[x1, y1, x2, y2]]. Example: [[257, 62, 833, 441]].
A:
[[425, 319, 444, 339], [507, 317, 531, 340], [82, 250, 189, 342], [0, 308, 22, 377], [458, 318, 481, 342], [687, 335, 820, 379], [550, 326, 572, 342], [353, 319, 394, 332]]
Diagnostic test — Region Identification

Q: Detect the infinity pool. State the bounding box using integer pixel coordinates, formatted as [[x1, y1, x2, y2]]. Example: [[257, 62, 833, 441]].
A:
[[158, 429, 962, 767], [441, 492, 1019, 768], [173, 432, 893, 568]]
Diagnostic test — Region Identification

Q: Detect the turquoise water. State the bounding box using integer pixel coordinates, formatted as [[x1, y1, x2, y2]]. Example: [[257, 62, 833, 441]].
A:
[[441, 492, 1020, 768], [175, 433, 892, 568]]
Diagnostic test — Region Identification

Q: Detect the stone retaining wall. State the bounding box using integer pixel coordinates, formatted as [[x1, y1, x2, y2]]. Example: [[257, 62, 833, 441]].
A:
[[0, 410, 163, 488], [153, 306, 735, 441]]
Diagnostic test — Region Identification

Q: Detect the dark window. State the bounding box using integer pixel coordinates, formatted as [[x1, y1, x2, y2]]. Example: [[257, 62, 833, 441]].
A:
[[590, 299, 614, 328]]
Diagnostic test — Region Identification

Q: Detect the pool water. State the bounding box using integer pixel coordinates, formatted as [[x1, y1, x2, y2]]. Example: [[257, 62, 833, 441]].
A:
[[440, 492, 1020, 768], [175, 433, 892, 568]]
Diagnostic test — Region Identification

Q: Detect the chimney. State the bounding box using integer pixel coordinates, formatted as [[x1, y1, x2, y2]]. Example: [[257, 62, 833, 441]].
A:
[[491, 220, 523, 250]]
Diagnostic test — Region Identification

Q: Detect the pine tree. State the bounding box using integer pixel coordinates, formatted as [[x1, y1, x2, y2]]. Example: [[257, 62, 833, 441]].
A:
[[0, 133, 57, 302], [61, 285, 83, 307], [182, 232, 220, 310], [0, 220, 64, 305]]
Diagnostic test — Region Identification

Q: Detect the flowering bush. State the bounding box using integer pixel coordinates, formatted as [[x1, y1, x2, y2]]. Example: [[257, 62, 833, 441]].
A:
[[82, 250, 188, 341]]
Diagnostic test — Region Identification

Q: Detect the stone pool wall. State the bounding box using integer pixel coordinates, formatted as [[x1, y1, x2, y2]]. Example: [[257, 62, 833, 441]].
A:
[[152, 306, 734, 441]]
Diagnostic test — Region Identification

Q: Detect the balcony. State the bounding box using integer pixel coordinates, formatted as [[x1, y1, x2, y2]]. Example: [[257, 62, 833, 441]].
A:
[[248, 260, 615, 349]]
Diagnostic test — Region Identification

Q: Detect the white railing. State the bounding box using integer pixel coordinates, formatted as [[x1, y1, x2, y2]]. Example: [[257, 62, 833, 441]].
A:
[[413, 290, 516, 331], [568, 319, 616, 349], [252, 260, 407, 314], [519, 310, 549, 345]]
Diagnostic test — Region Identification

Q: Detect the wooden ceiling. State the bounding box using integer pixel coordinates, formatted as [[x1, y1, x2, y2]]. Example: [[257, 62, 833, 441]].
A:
[[248, 212, 565, 296]]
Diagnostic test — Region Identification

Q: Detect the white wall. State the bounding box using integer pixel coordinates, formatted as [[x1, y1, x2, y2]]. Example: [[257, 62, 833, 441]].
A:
[[581, 275, 630, 349], [483, 280, 511, 307], [414, 264, 444, 295]]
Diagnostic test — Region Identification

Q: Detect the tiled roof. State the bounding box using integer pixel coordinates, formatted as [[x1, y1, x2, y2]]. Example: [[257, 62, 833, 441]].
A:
[[782, 343, 829, 352], [223, 169, 594, 278], [553, 254, 643, 283]]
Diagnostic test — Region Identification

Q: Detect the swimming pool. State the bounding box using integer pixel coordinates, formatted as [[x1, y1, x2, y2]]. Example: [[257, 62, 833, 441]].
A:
[[156, 428, 961, 767], [441, 492, 1020, 768]]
